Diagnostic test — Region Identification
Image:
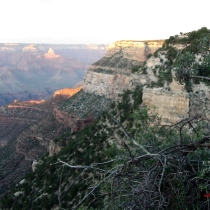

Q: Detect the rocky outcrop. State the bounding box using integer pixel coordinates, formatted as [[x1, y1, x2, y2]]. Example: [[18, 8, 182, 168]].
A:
[[22, 45, 37, 52], [106, 40, 164, 62], [44, 48, 60, 59], [84, 40, 191, 124], [0, 43, 107, 106], [142, 78, 189, 125], [189, 83, 210, 119], [53, 86, 82, 98], [0, 43, 17, 51], [49, 141, 61, 157], [83, 38, 210, 126], [84, 71, 131, 99], [83, 40, 164, 99], [32, 160, 38, 172], [143, 89, 189, 125]]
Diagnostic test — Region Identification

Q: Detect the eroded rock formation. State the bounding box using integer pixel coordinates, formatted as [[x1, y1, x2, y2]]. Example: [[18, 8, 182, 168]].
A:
[[0, 43, 107, 106], [143, 89, 189, 125], [53, 86, 82, 98], [44, 48, 60, 59], [83, 39, 210, 125], [106, 40, 164, 61], [22, 45, 37, 52], [83, 40, 164, 99]]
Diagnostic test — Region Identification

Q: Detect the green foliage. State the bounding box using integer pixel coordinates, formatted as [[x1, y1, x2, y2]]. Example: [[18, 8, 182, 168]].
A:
[[0, 86, 145, 209], [132, 86, 143, 109], [94, 68, 115, 75], [147, 53, 152, 59], [195, 54, 210, 77], [117, 87, 143, 124], [165, 35, 176, 44], [131, 65, 140, 73], [156, 68, 172, 87], [141, 67, 147, 74], [153, 48, 162, 58], [166, 46, 177, 65], [58, 90, 112, 119], [174, 28, 210, 90], [186, 27, 210, 53], [165, 27, 210, 50], [174, 51, 195, 84]]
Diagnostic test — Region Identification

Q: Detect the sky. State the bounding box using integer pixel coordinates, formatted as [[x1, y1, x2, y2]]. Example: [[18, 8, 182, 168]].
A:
[[0, 0, 210, 44]]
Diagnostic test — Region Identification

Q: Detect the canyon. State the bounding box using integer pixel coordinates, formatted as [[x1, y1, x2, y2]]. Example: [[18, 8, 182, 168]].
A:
[[0, 43, 107, 106], [1, 28, 210, 209], [0, 39, 187, 196], [1, 32, 210, 201], [0, 85, 111, 196], [0, 87, 84, 196]]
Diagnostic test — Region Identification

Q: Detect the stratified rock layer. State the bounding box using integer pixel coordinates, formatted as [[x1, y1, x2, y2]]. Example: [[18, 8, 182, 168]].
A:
[[143, 88, 189, 125], [106, 40, 165, 61], [84, 40, 164, 99], [83, 39, 205, 125]]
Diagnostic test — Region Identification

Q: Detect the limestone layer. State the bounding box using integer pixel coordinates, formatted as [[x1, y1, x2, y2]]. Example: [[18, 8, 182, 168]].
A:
[[84, 71, 131, 99], [106, 40, 165, 62], [143, 88, 189, 125], [83, 39, 210, 125], [84, 40, 164, 99]]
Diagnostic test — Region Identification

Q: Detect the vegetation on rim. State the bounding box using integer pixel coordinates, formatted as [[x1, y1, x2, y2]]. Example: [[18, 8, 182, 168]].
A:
[[145, 27, 210, 90]]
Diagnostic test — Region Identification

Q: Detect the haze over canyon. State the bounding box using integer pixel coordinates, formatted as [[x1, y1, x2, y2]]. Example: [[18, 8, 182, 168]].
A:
[[0, 43, 107, 106]]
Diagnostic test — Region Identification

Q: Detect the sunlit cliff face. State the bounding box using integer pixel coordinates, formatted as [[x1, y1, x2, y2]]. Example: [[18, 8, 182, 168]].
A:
[[53, 86, 82, 98], [106, 40, 165, 62], [22, 44, 37, 52], [83, 39, 165, 99]]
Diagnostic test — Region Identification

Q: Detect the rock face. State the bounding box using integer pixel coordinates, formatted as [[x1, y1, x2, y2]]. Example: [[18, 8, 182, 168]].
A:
[[83, 39, 189, 125], [83, 40, 164, 99], [106, 40, 164, 62], [22, 45, 37, 52], [44, 48, 60, 59], [189, 83, 210, 119], [53, 86, 82, 98], [83, 39, 210, 125], [141, 77, 189, 125], [49, 141, 61, 157], [143, 87, 189, 125], [84, 70, 131, 99]]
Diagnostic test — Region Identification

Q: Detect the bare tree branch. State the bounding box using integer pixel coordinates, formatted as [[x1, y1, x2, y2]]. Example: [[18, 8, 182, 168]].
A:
[[111, 116, 151, 155]]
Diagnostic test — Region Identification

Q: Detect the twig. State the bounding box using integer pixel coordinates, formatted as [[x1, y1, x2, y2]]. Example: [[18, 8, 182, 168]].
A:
[[111, 116, 151, 155]]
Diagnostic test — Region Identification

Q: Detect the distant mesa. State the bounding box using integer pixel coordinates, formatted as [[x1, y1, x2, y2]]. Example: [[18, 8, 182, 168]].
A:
[[36, 47, 61, 59], [0, 45, 15, 51], [44, 48, 60, 59], [22, 44, 37, 51]]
